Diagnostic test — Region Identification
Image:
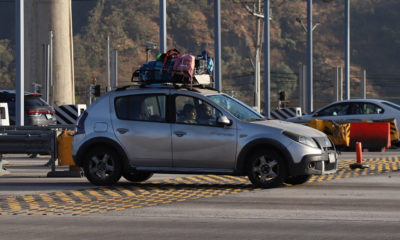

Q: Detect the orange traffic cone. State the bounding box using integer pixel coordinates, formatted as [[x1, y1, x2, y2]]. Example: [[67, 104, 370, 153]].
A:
[[349, 142, 370, 169]]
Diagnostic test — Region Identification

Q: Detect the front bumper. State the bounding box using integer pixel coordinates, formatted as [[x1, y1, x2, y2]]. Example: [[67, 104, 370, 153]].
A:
[[290, 151, 338, 176]]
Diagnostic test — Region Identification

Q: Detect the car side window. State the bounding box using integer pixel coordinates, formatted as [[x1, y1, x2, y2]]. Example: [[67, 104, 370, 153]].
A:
[[175, 95, 221, 126], [363, 103, 384, 114], [115, 94, 166, 122], [318, 103, 350, 116], [351, 103, 364, 115]]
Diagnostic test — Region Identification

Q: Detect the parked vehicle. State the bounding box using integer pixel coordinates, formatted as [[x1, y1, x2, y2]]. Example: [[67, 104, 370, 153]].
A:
[[72, 84, 337, 188], [0, 90, 57, 126], [286, 99, 400, 129]]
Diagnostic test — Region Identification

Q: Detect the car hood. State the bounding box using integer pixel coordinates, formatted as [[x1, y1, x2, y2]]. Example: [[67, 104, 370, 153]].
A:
[[286, 114, 313, 122], [251, 119, 327, 138]]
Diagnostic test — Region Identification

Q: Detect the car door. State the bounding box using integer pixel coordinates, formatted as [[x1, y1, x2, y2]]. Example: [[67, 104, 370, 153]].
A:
[[340, 102, 366, 122], [313, 102, 351, 123], [362, 102, 385, 121], [111, 90, 172, 167], [171, 93, 237, 170]]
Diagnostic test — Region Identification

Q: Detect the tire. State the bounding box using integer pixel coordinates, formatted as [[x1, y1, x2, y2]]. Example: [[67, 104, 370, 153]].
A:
[[123, 172, 153, 182], [83, 147, 122, 186], [247, 149, 287, 188], [284, 175, 311, 185]]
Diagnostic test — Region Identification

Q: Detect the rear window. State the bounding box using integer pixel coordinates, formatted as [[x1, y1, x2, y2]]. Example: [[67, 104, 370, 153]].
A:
[[115, 94, 166, 122], [25, 96, 49, 107]]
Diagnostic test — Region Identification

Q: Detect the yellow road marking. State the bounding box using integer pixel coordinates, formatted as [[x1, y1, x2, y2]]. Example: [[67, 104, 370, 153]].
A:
[[1, 157, 400, 216], [55, 192, 75, 204], [7, 198, 21, 212]]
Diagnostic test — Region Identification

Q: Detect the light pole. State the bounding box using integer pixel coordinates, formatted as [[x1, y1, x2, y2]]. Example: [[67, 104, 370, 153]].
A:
[[159, 0, 166, 53], [214, 0, 222, 92], [307, 0, 313, 114], [345, 0, 350, 100], [16, 0, 24, 126], [306, 0, 333, 113], [264, 0, 270, 118]]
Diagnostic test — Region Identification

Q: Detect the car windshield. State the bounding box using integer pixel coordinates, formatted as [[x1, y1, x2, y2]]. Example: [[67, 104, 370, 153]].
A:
[[382, 101, 400, 111], [208, 94, 264, 121], [25, 97, 49, 107]]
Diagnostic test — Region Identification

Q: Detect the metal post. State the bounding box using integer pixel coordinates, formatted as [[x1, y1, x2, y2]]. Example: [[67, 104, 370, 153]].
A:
[[362, 69, 366, 99], [214, 0, 222, 92], [49, 31, 54, 105], [299, 64, 307, 113], [303, 65, 307, 110], [111, 50, 118, 89], [345, 0, 350, 100], [254, 0, 262, 113], [299, 65, 303, 110], [334, 67, 339, 101], [299, 65, 306, 112], [307, 0, 313, 113], [159, 0, 167, 53], [255, 51, 260, 113], [106, 35, 111, 92], [45, 44, 50, 102], [339, 67, 343, 101], [16, 0, 24, 126], [264, 0, 270, 118]]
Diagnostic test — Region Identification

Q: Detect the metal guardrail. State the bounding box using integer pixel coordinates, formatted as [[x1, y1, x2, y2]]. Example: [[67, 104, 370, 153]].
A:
[[0, 125, 77, 176]]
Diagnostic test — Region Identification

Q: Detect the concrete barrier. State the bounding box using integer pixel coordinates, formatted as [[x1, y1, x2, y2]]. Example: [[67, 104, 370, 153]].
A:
[[0, 102, 10, 126], [350, 122, 391, 151]]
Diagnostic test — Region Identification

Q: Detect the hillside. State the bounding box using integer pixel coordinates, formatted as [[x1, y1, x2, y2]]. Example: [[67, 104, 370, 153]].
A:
[[1, 0, 400, 108]]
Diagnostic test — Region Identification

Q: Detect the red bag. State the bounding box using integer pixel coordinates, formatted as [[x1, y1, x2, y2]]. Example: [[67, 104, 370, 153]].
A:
[[162, 48, 180, 70], [172, 54, 195, 80]]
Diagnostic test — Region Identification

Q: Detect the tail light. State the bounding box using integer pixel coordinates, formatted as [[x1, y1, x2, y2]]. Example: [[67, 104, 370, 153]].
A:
[[76, 111, 88, 135], [28, 110, 55, 115]]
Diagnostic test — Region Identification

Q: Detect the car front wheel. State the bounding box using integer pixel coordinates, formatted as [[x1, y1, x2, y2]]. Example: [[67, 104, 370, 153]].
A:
[[84, 147, 122, 186], [247, 149, 287, 188]]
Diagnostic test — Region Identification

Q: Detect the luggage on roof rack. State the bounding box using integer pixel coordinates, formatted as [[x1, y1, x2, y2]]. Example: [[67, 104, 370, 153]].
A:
[[132, 48, 214, 86]]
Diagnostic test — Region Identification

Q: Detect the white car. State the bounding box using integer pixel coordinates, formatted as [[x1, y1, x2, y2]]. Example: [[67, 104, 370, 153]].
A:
[[286, 99, 400, 129]]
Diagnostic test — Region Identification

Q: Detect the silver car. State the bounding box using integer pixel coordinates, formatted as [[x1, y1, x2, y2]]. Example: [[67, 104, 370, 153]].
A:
[[72, 84, 337, 188], [286, 99, 400, 129]]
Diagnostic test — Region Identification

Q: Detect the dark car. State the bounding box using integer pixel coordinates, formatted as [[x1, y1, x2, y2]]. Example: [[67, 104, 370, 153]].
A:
[[0, 90, 57, 126]]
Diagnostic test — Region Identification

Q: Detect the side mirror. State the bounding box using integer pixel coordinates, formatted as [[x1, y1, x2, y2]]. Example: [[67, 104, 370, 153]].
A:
[[217, 115, 232, 126], [313, 112, 319, 117]]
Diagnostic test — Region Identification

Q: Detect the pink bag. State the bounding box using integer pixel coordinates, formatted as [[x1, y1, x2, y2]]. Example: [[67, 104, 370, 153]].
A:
[[172, 54, 195, 81]]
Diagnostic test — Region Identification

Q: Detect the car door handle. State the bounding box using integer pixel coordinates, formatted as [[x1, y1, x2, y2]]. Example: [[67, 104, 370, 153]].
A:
[[117, 128, 129, 134], [174, 131, 186, 137]]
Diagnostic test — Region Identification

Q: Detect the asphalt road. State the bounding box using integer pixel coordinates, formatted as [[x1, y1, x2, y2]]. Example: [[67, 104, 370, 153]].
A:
[[1, 153, 400, 239]]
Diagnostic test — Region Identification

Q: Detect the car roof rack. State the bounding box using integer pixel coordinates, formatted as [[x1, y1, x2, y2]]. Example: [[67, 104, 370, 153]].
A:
[[115, 81, 218, 93]]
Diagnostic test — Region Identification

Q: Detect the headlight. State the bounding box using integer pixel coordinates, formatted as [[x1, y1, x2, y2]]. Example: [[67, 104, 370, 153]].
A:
[[283, 131, 319, 149]]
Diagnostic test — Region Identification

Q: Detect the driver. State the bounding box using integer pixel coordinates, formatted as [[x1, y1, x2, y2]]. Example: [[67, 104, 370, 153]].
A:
[[197, 103, 213, 125]]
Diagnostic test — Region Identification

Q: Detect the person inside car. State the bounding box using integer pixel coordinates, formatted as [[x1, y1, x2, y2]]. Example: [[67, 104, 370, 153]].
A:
[[182, 104, 197, 124], [197, 103, 213, 125]]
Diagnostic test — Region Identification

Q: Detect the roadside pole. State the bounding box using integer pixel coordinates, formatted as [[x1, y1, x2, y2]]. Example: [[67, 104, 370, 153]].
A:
[[16, 0, 24, 126]]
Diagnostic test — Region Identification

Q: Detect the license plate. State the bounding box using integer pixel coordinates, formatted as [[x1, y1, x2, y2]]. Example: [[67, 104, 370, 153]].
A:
[[45, 114, 52, 119], [328, 153, 336, 163]]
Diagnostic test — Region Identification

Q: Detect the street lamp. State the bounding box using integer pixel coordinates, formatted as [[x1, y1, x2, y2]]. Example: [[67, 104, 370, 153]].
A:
[[306, 0, 332, 113], [345, 0, 350, 100]]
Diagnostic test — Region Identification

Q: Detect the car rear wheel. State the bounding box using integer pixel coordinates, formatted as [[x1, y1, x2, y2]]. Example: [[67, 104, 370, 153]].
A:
[[247, 149, 287, 188], [284, 175, 311, 185], [84, 147, 122, 186], [123, 172, 153, 182]]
